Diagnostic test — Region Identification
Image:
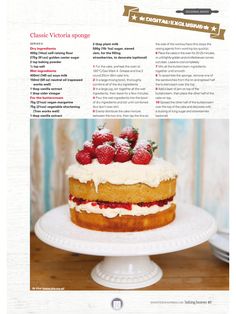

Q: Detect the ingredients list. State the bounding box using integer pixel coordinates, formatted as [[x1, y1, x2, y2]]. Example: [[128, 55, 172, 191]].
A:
[[29, 33, 224, 118]]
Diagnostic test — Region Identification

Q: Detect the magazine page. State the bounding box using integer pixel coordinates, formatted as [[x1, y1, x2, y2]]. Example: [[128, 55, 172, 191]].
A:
[[7, 0, 231, 313]]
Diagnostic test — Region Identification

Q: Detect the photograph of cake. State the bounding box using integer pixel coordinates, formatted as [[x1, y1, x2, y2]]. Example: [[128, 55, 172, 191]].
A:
[[67, 125, 177, 232], [30, 119, 229, 291]]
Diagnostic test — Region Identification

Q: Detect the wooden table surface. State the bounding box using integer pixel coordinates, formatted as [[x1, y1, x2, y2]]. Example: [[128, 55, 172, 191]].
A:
[[30, 233, 229, 291]]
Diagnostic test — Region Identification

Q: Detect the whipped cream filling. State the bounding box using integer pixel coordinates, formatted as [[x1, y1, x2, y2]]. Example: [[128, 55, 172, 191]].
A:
[[66, 158, 177, 192], [69, 199, 174, 218]]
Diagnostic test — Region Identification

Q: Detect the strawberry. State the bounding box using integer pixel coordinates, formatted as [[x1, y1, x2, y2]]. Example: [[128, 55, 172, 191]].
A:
[[134, 140, 158, 154], [95, 143, 115, 164], [131, 148, 152, 165], [75, 150, 92, 165], [92, 126, 114, 147], [114, 146, 132, 163], [119, 126, 139, 148], [83, 140, 96, 158], [114, 137, 130, 149]]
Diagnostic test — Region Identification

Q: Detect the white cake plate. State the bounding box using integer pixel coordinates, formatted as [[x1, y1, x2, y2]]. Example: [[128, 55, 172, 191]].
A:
[[34, 203, 217, 289]]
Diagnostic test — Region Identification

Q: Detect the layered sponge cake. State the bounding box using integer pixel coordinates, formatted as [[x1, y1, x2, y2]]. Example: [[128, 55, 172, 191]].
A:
[[66, 126, 177, 232]]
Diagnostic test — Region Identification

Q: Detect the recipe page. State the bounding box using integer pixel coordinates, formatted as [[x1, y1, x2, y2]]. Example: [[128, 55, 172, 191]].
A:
[[7, 1, 230, 313]]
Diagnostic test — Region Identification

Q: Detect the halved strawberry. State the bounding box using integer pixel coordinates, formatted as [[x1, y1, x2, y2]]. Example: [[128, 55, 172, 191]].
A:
[[92, 126, 114, 147], [75, 150, 92, 165], [95, 143, 115, 164], [119, 126, 139, 148], [131, 148, 152, 165]]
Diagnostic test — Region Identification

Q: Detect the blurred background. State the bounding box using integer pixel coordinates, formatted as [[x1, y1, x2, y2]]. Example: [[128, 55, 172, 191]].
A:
[[30, 119, 229, 231]]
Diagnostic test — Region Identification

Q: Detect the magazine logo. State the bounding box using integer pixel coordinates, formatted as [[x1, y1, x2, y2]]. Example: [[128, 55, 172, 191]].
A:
[[111, 298, 123, 310]]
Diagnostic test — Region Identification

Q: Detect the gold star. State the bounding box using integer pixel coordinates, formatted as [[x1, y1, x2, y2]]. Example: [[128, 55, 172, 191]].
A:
[[131, 14, 137, 20], [211, 26, 217, 32]]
